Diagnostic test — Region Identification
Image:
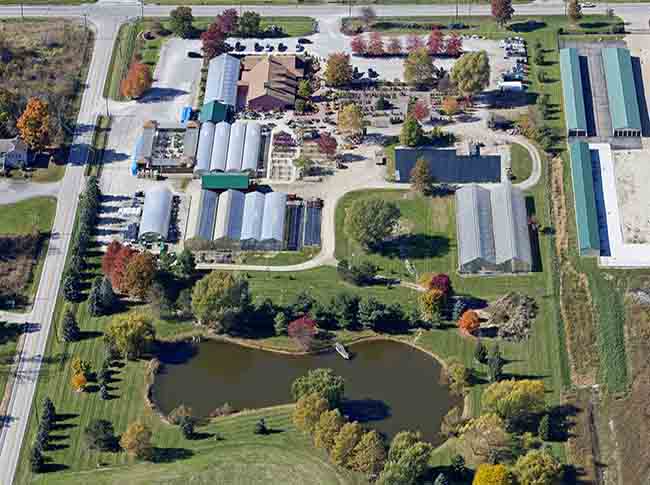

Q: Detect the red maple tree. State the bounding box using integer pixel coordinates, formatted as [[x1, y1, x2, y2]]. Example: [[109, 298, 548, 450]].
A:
[[288, 316, 318, 351], [317, 133, 338, 158], [350, 35, 367, 56], [411, 100, 430, 122], [216, 8, 239, 34], [445, 33, 463, 57], [405, 34, 424, 53], [120, 62, 152, 99], [367, 32, 385, 57], [201, 23, 228, 60], [110, 246, 137, 293], [426, 27, 444, 55], [102, 240, 124, 280]]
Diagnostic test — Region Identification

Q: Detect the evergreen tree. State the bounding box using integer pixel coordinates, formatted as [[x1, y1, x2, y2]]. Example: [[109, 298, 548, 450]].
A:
[[410, 159, 433, 194], [87, 276, 104, 317], [30, 446, 44, 473], [451, 298, 466, 322], [254, 418, 268, 435], [62, 309, 80, 342], [487, 345, 505, 382], [100, 384, 109, 401], [274, 312, 288, 336], [450, 454, 467, 482], [99, 277, 116, 312], [35, 426, 49, 451], [399, 114, 424, 147], [62, 273, 81, 302], [434, 473, 450, 485], [474, 340, 488, 365], [538, 414, 551, 441], [180, 417, 194, 439], [42, 397, 56, 424]]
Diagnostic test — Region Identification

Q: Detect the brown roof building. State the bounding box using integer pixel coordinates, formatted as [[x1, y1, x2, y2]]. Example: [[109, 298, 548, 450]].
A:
[[238, 55, 304, 112]]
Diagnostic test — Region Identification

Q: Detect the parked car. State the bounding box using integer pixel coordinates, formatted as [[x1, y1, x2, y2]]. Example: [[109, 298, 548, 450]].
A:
[[278, 43, 287, 52], [297, 38, 312, 44], [187, 51, 202, 58], [296, 44, 305, 52], [581, 2, 596, 7], [254, 43, 263, 52]]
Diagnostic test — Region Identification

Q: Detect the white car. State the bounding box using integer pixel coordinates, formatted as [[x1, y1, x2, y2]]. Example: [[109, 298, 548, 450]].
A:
[[581, 2, 596, 7]]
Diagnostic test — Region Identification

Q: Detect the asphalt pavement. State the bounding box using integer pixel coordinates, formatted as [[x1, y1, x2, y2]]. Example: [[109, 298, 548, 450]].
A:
[[0, 1, 646, 484]]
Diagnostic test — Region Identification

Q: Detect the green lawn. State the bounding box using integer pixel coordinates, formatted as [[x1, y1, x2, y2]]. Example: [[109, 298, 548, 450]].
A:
[[105, 17, 316, 101], [510, 143, 533, 183], [0, 197, 56, 235], [238, 248, 320, 266]]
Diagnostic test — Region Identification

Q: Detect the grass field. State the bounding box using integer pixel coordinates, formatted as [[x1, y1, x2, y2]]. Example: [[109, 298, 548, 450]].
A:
[[509, 143, 533, 183], [238, 248, 320, 266], [104, 17, 316, 101], [0, 197, 56, 235]]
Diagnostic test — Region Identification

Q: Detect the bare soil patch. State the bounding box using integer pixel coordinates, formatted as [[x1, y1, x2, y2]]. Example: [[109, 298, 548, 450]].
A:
[[0, 233, 43, 308]]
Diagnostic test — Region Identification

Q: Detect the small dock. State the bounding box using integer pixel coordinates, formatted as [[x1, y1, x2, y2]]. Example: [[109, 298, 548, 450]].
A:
[[334, 342, 350, 360]]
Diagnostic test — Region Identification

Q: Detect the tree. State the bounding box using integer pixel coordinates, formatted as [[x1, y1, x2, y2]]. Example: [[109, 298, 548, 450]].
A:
[[447, 360, 470, 395], [293, 392, 329, 434], [458, 310, 480, 334], [313, 408, 345, 451], [254, 418, 268, 435], [179, 416, 195, 439], [387, 430, 421, 462], [452, 298, 467, 323], [405, 33, 424, 53], [451, 51, 490, 98], [400, 114, 424, 147], [288, 315, 318, 351], [104, 312, 155, 360], [71, 372, 87, 392], [297, 79, 312, 99], [62, 309, 80, 342], [317, 133, 338, 159], [536, 93, 551, 119], [410, 158, 433, 194], [120, 421, 153, 460], [330, 421, 364, 467], [434, 474, 450, 485], [474, 341, 488, 364], [442, 96, 460, 118], [325, 53, 353, 87], [404, 48, 435, 86], [488, 345, 505, 383], [201, 22, 228, 60], [30, 446, 43, 473], [273, 312, 288, 336], [169, 404, 193, 425], [491, 0, 514, 27], [110, 246, 137, 293], [120, 63, 153, 99], [411, 100, 430, 122], [387, 37, 402, 56], [191, 271, 251, 331], [360, 6, 377, 29], [423, 273, 452, 295], [83, 419, 117, 452], [427, 27, 444, 55], [330, 293, 360, 329], [338, 103, 364, 137], [102, 241, 123, 279], [350, 35, 368, 56], [567, 0, 582, 24], [239, 11, 261, 37], [71, 356, 91, 378], [122, 252, 156, 300], [63, 271, 81, 302], [42, 397, 56, 424], [349, 430, 386, 475], [379, 436, 433, 485], [367, 32, 385, 57], [513, 449, 563, 485], [345, 197, 400, 250], [534, 49, 544, 66], [216, 8, 239, 34], [173, 249, 195, 279], [451, 454, 468, 482], [16, 98, 50, 152], [538, 414, 551, 441], [419, 289, 444, 326], [458, 413, 510, 464], [445, 32, 463, 57], [169, 6, 194, 38], [291, 368, 345, 408], [472, 464, 511, 485], [358, 297, 389, 331], [481, 379, 546, 423]]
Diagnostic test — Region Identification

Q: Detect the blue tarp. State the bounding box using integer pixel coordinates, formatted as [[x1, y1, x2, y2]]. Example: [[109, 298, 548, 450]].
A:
[[131, 135, 143, 176]]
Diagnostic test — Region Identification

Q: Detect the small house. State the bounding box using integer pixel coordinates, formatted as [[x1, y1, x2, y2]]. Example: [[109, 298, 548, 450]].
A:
[[0, 138, 28, 171]]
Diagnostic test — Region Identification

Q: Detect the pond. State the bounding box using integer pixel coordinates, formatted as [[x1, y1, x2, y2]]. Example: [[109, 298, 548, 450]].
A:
[[152, 339, 461, 444]]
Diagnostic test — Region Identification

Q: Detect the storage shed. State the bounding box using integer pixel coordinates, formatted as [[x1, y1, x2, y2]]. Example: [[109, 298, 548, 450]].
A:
[[602, 47, 642, 137], [569, 141, 601, 256], [560, 48, 589, 137], [139, 186, 173, 241], [455, 183, 532, 273]]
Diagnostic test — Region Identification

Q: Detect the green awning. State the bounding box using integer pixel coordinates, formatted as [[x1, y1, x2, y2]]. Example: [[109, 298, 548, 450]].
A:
[[199, 100, 229, 123], [201, 173, 250, 190]]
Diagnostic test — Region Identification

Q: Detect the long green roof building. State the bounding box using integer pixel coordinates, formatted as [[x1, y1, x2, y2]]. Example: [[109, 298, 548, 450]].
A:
[[569, 141, 600, 257], [560, 48, 589, 137], [602, 47, 642, 137]]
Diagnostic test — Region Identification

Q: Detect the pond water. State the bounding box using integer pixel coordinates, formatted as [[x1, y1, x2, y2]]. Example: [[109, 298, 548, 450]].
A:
[[152, 339, 460, 444]]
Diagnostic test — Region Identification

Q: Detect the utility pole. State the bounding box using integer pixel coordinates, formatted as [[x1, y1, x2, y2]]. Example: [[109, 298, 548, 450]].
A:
[[20, 3, 24, 21], [141, 0, 144, 20], [348, 0, 352, 19], [455, 0, 459, 25]]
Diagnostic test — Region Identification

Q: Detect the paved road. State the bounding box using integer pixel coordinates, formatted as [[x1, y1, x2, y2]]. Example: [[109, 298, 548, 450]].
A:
[[0, 2, 645, 484]]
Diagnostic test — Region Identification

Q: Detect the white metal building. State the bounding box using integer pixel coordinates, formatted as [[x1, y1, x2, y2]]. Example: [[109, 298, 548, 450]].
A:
[[194, 122, 216, 175], [204, 54, 241, 107], [213, 189, 245, 240], [226, 121, 247, 172], [139, 186, 173, 241], [209, 122, 231, 172]]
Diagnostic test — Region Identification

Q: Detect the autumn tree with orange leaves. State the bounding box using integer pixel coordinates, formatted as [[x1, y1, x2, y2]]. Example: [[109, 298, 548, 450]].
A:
[[120, 62, 152, 99], [17, 98, 51, 152], [458, 310, 480, 334]]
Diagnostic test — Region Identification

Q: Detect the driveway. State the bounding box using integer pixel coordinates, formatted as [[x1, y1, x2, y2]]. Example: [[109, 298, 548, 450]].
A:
[[0, 180, 60, 205]]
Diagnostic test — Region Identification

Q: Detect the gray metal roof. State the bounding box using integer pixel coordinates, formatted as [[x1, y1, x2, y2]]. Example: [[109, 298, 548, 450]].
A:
[[205, 54, 241, 107], [213, 189, 245, 240], [210, 122, 231, 172], [602, 47, 642, 132], [395, 147, 501, 183], [456, 185, 495, 267], [261, 191, 287, 242], [241, 122, 261, 172], [241, 191, 266, 241], [139, 186, 172, 240], [226, 121, 247, 172], [183, 126, 200, 161], [490, 183, 532, 266], [194, 189, 218, 240], [194, 122, 215, 174]]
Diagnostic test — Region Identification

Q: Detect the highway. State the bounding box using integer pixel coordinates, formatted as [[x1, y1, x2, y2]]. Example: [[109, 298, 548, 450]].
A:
[[0, 1, 647, 484]]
